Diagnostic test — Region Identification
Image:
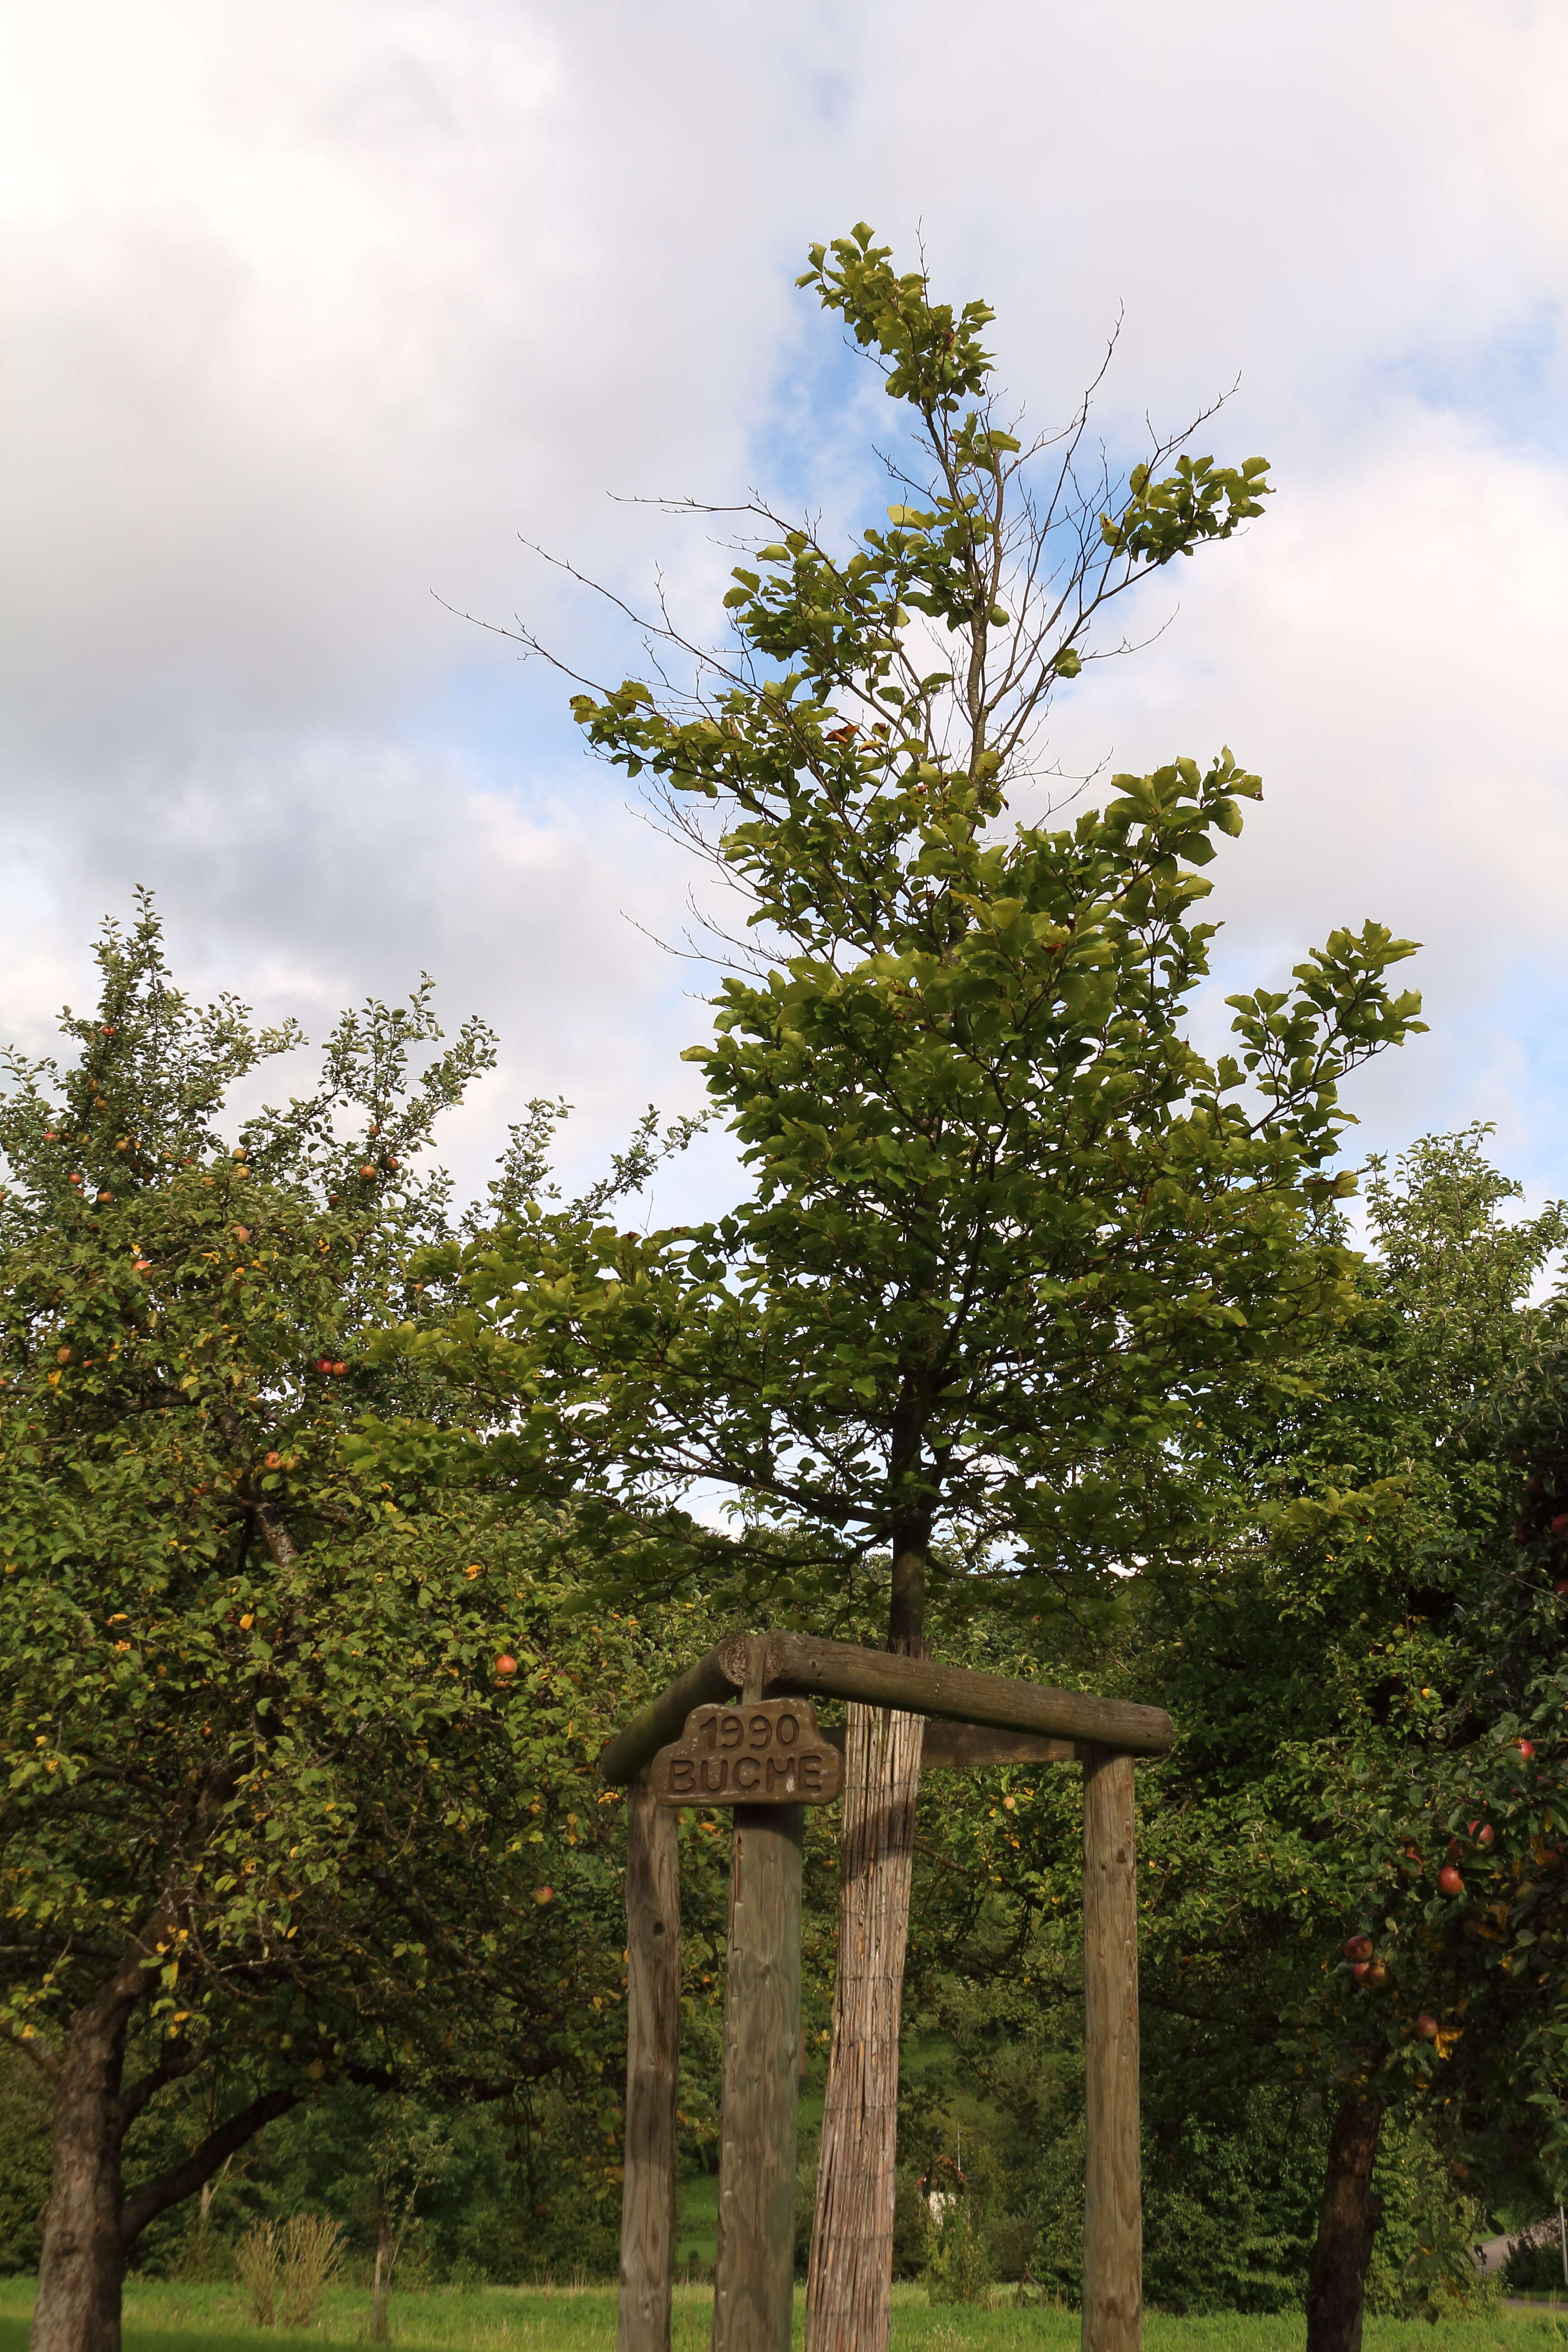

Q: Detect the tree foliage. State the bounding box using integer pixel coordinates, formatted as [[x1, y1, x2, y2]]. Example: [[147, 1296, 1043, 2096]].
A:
[[0, 903, 637, 2299], [389, 226, 1424, 1640]]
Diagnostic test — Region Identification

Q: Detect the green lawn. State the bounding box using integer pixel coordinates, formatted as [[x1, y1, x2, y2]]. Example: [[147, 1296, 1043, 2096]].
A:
[[1, 2278, 1565, 2352]]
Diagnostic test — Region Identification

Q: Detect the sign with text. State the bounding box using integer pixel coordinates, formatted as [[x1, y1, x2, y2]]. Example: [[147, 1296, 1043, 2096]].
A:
[[651, 1699, 843, 1807]]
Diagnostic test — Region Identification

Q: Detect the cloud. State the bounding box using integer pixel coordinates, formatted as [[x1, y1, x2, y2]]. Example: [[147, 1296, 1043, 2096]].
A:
[[3, 0, 1567, 1210]]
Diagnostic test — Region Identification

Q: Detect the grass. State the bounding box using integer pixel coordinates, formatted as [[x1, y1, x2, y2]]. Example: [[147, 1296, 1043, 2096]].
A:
[[0, 2277, 1564, 2352]]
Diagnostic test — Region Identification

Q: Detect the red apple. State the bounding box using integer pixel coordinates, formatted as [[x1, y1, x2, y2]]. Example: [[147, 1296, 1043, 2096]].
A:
[[1477, 1823, 1495, 1847], [1367, 1960, 1389, 1987], [316, 1357, 333, 1374], [1415, 2014, 1439, 2039], [1556, 1582, 1568, 1597], [331, 1360, 347, 1376], [533, 1884, 554, 1904], [1437, 1865, 1465, 1896], [1517, 1740, 1536, 1759], [1345, 1935, 1374, 1961], [1553, 1515, 1568, 1536], [495, 1653, 518, 1677], [265, 1452, 283, 1470], [1351, 1960, 1371, 1982]]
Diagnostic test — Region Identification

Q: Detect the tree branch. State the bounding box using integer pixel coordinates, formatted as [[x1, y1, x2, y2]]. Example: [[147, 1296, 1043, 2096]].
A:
[[120, 2088, 301, 2251], [1, 2021, 60, 2083]]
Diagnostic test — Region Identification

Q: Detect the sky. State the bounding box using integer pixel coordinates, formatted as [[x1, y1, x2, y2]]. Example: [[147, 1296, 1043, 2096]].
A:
[[4, 0, 1567, 1221]]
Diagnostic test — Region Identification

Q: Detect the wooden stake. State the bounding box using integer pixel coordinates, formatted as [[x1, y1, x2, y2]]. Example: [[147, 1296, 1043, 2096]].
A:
[[712, 1645, 805, 2352], [1080, 1744, 1142, 2352], [619, 1779, 681, 2352]]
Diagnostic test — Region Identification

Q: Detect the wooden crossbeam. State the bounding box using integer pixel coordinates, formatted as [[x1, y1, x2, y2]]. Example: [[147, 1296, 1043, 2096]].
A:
[[598, 1632, 1171, 1785]]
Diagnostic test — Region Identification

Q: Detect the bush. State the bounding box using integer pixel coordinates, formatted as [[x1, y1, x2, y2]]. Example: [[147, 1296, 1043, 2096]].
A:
[[234, 2224, 278, 2326], [278, 2214, 345, 2327], [925, 2199, 991, 2307]]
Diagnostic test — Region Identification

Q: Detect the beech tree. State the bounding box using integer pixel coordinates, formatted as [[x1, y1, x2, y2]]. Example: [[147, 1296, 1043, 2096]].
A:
[[0, 906, 639, 2352], [395, 227, 1425, 2352]]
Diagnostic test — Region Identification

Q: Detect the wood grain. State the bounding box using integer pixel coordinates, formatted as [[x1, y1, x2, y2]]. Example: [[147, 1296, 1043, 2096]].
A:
[[1080, 1745, 1142, 2352], [618, 1781, 681, 2352], [711, 1802, 805, 2352], [763, 1635, 1172, 1757], [599, 1638, 749, 1784], [806, 1695, 923, 2352]]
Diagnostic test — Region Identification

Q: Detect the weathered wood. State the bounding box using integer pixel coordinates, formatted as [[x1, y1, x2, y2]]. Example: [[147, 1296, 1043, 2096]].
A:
[[806, 1694, 923, 2352], [711, 1641, 805, 2352], [817, 1720, 1074, 1769], [763, 1634, 1172, 1757], [1080, 1745, 1142, 2352], [618, 1781, 681, 2352], [600, 1637, 749, 1785], [654, 1700, 843, 1807]]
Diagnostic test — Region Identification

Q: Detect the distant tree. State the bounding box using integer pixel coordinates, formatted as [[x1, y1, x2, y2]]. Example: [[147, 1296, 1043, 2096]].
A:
[[1062, 1131, 1568, 2352], [401, 227, 1425, 2352], [0, 902, 640, 2352]]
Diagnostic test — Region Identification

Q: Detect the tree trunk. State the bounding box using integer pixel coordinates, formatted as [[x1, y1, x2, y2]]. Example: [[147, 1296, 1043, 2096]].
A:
[[369, 2209, 395, 2345], [805, 1658, 924, 2352], [29, 2006, 132, 2352], [1304, 2082, 1385, 2352]]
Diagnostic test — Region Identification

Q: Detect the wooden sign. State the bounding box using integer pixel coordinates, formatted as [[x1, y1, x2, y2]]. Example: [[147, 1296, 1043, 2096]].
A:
[[651, 1699, 843, 1807]]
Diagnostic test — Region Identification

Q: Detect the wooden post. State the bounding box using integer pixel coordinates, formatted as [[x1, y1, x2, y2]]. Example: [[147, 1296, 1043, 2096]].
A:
[[712, 1645, 805, 2352], [619, 1778, 681, 2352], [805, 1695, 922, 2352], [1080, 1745, 1142, 2352]]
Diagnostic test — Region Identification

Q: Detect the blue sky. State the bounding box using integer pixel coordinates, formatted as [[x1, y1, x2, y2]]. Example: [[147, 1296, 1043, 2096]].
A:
[[3, 0, 1567, 1225]]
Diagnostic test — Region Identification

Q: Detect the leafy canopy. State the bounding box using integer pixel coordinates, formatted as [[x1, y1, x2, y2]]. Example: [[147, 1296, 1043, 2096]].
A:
[[387, 227, 1424, 1636], [0, 902, 637, 2246]]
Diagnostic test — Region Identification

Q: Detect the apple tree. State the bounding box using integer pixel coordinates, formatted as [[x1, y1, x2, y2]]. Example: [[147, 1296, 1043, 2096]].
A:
[[0, 902, 642, 2352], [1083, 1131, 1567, 2352]]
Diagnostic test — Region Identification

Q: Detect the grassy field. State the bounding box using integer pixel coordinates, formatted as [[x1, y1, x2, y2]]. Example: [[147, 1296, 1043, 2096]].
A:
[[1, 2278, 1564, 2352]]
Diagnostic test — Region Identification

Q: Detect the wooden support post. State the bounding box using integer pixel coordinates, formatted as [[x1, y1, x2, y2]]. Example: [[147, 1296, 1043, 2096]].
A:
[[712, 1645, 805, 2352], [1080, 1745, 1142, 2352], [619, 1779, 681, 2352]]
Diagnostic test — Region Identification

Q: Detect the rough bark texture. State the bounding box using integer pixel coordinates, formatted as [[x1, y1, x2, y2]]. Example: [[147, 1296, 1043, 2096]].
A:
[[618, 1781, 681, 2352], [804, 1684, 924, 2352], [1080, 1746, 1142, 2352], [29, 1926, 296, 2352], [29, 2002, 130, 2352], [711, 1803, 805, 2352], [1305, 2084, 1386, 2352]]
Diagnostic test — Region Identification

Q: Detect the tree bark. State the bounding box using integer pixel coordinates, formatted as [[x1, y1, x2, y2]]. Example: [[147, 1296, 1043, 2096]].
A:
[[370, 2208, 395, 2345], [29, 2002, 133, 2352], [805, 1656, 924, 2352], [1304, 2082, 1386, 2352], [29, 1950, 297, 2352]]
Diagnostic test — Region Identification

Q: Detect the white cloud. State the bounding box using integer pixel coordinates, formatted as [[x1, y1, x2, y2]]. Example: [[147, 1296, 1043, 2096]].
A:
[[3, 0, 1567, 1208]]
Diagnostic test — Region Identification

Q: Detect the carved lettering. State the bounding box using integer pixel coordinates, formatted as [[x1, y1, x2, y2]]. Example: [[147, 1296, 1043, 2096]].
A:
[[651, 1700, 843, 1807]]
